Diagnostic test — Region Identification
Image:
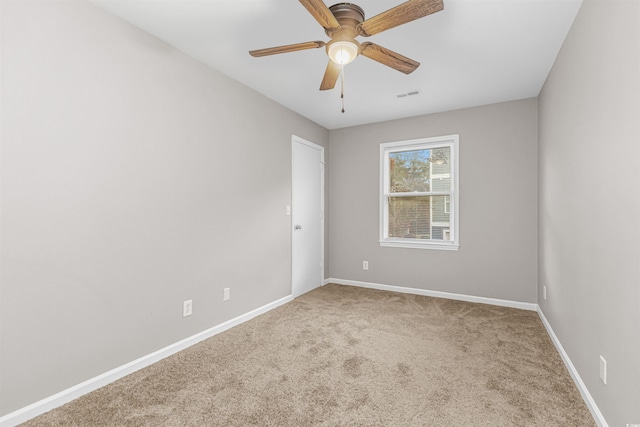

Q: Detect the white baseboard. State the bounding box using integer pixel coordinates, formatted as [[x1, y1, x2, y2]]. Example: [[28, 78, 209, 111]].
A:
[[327, 277, 538, 311], [0, 294, 294, 427], [537, 308, 608, 427]]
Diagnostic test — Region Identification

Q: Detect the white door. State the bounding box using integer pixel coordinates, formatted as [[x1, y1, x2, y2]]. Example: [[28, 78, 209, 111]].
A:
[[292, 135, 324, 297]]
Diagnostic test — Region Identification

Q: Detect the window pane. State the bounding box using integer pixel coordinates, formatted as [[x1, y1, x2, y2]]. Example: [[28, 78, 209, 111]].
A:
[[431, 195, 450, 224], [389, 150, 431, 192], [431, 176, 451, 192], [389, 147, 450, 193], [388, 195, 451, 240], [430, 147, 450, 175]]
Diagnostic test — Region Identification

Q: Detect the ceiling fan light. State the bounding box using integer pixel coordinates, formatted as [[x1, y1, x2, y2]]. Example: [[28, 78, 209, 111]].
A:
[[327, 41, 359, 65]]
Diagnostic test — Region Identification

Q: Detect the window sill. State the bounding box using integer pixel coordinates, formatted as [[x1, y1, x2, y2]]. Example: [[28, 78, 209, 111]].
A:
[[379, 239, 460, 251]]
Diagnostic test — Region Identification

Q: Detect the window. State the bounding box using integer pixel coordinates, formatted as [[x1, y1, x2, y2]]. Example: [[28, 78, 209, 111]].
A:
[[380, 135, 459, 250]]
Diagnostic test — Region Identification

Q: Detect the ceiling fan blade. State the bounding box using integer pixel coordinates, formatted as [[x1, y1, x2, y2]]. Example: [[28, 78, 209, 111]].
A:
[[249, 41, 325, 57], [299, 0, 341, 31], [360, 42, 420, 74], [320, 60, 341, 91], [357, 0, 444, 37]]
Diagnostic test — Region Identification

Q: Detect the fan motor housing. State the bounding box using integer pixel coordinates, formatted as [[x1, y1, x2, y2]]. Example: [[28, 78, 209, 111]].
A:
[[326, 3, 365, 37]]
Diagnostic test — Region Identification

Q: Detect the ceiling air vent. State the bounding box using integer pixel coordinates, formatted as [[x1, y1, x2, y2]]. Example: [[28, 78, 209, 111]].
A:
[[395, 89, 422, 99]]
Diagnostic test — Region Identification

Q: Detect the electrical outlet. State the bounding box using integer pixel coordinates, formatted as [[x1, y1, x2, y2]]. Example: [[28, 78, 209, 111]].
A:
[[600, 356, 607, 385], [183, 300, 193, 317], [224, 288, 230, 301], [543, 285, 547, 300], [363, 261, 369, 270]]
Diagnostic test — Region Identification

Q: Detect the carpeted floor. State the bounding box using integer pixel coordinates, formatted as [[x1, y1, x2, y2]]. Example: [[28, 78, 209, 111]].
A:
[[22, 284, 594, 426]]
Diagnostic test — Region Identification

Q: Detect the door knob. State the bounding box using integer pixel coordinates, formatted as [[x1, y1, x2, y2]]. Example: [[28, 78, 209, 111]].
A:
[[294, 224, 302, 230]]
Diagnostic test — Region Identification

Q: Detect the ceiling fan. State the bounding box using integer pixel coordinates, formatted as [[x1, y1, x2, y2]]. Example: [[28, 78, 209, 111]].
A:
[[249, 0, 444, 91]]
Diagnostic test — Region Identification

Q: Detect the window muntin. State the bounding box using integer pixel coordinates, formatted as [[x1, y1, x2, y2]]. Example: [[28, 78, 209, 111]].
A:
[[380, 135, 459, 250]]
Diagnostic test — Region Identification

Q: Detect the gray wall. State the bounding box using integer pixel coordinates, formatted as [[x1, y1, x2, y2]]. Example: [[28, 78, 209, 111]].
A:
[[538, 0, 640, 425], [329, 99, 538, 303], [0, 0, 328, 415]]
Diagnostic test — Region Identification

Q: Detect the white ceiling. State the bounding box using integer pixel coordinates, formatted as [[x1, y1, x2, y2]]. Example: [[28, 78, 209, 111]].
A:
[[91, 0, 583, 130]]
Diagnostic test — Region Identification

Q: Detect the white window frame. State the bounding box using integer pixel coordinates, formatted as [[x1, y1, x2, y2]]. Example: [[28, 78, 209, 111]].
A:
[[379, 134, 459, 250]]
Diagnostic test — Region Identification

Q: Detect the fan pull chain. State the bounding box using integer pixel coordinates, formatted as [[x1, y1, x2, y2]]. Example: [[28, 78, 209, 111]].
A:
[[340, 65, 345, 113]]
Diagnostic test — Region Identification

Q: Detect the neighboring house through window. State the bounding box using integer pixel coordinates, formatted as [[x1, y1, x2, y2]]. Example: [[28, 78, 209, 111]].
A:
[[379, 134, 459, 250]]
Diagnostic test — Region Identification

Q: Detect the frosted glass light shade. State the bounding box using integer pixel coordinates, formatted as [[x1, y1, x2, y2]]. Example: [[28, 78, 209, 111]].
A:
[[327, 41, 359, 65]]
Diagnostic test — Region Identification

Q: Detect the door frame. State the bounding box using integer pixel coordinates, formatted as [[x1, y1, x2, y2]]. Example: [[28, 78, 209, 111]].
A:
[[291, 135, 325, 296]]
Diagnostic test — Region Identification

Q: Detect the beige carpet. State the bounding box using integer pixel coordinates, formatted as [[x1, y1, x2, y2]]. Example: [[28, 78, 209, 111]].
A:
[[22, 284, 594, 426]]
